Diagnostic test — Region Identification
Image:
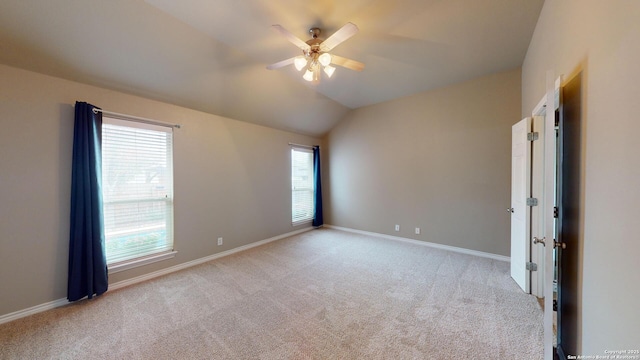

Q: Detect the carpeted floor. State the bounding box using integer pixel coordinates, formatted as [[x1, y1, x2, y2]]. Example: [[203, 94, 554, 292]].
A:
[[0, 228, 543, 359]]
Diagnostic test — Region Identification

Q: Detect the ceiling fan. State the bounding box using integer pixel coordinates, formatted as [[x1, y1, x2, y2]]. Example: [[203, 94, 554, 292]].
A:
[[266, 22, 365, 83]]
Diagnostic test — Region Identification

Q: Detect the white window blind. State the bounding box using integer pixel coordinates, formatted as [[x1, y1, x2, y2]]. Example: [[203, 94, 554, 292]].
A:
[[291, 147, 314, 224], [102, 117, 174, 265]]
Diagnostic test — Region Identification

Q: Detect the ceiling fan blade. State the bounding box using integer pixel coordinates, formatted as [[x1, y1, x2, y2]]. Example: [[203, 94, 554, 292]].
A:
[[266, 57, 296, 70], [330, 55, 365, 72], [272, 25, 311, 51], [320, 22, 359, 52]]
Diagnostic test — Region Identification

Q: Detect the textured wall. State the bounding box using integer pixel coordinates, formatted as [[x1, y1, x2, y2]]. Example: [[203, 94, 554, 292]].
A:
[[0, 64, 318, 317], [325, 69, 521, 256]]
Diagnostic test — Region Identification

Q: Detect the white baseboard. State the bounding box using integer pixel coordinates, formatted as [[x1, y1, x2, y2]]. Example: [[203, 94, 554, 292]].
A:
[[0, 227, 314, 325], [0, 298, 71, 325], [325, 225, 510, 262]]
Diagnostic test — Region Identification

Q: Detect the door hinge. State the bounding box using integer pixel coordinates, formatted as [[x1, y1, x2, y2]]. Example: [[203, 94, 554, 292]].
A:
[[526, 262, 538, 272], [554, 206, 559, 218], [526, 198, 539, 206], [527, 132, 539, 141]]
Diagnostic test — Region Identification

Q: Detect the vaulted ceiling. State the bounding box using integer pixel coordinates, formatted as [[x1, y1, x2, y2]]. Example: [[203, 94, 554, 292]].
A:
[[0, 0, 544, 136]]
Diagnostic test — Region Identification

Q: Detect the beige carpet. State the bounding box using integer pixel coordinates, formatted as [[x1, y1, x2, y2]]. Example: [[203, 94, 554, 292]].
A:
[[0, 228, 543, 359]]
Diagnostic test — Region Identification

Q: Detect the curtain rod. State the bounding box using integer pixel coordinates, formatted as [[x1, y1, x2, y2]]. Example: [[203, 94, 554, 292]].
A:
[[288, 142, 319, 149], [92, 108, 181, 129]]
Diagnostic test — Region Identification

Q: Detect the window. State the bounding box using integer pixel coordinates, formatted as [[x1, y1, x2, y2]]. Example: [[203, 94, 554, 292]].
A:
[[102, 117, 174, 266], [291, 146, 314, 225]]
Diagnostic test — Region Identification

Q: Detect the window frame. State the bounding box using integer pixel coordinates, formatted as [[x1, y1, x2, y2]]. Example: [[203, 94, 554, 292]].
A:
[[290, 145, 315, 226], [101, 116, 176, 273]]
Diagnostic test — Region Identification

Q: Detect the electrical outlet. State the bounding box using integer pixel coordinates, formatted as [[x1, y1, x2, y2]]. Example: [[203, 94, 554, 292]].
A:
[[217, 237, 223, 246], [415, 227, 421, 235], [394, 224, 400, 232]]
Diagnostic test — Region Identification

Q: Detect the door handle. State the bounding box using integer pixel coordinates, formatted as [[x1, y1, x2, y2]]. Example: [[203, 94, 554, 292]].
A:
[[554, 241, 567, 249], [533, 237, 545, 246], [533, 237, 567, 249], [507, 207, 514, 214]]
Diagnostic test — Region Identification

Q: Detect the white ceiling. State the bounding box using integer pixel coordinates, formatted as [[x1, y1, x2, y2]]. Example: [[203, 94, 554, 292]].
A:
[[0, 0, 544, 136]]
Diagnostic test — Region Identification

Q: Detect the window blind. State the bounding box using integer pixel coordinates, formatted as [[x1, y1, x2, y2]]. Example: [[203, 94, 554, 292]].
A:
[[291, 147, 314, 224], [102, 117, 174, 264]]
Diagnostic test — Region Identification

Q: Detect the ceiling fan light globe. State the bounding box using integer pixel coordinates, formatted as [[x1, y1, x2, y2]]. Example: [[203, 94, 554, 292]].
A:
[[294, 56, 308, 71], [318, 53, 332, 67], [303, 69, 314, 82], [323, 65, 336, 78]]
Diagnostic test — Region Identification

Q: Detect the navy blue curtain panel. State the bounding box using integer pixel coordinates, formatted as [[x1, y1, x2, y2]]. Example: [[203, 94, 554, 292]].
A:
[[312, 146, 324, 227], [68, 101, 108, 302]]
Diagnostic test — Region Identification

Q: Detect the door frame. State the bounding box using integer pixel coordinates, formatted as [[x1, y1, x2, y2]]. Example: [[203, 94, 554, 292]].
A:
[[530, 77, 561, 299], [529, 114, 545, 298], [531, 76, 562, 299], [530, 74, 562, 360]]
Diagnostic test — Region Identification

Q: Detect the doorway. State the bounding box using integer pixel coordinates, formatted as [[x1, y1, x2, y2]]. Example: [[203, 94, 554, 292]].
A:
[[555, 72, 582, 359], [511, 73, 581, 359]]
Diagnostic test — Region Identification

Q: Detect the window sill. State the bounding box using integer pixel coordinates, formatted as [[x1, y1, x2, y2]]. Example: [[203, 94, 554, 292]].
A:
[[292, 219, 313, 227], [108, 250, 178, 274]]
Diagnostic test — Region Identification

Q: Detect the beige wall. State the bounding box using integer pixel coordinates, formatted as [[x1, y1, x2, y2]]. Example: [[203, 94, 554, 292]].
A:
[[325, 69, 521, 256], [522, 0, 640, 354], [0, 64, 319, 317]]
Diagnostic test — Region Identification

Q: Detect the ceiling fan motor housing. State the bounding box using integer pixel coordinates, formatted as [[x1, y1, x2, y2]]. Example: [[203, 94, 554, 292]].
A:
[[304, 28, 324, 60]]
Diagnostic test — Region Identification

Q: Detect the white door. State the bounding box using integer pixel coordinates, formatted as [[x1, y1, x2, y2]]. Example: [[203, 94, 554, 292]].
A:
[[528, 74, 561, 360], [510, 117, 532, 293], [542, 73, 559, 360]]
